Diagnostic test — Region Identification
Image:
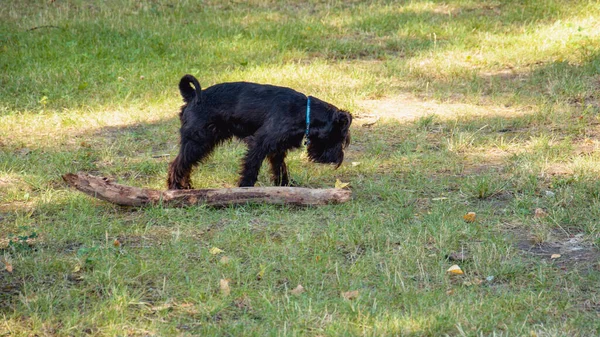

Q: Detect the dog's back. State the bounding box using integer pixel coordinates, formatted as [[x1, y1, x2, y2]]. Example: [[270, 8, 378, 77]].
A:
[[203, 82, 306, 112], [197, 82, 307, 138]]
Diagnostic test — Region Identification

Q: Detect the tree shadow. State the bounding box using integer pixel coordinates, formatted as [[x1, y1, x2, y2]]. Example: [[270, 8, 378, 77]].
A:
[[3, 0, 594, 111]]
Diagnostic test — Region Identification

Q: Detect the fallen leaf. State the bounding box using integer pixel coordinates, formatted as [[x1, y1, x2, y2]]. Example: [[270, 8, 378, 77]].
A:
[[219, 256, 230, 264], [219, 279, 230, 296], [447, 265, 464, 275], [290, 284, 305, 295], [210, 247, 224, 255], [446, 289, 454, 295], [335, 179, 350, 189], [534, 208, 548, 218], [351, 162, 361, 167], [550, 254, 561, 259], [2, 258, 13, 273], [113, 239, 121, 248], [342, 290, 359, 300], [463, 212, 476, 223], [256, 264, 266, 280]]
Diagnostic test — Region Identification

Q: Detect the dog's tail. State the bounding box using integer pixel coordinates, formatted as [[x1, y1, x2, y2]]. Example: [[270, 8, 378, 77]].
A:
[[179, 74, 202, 103]]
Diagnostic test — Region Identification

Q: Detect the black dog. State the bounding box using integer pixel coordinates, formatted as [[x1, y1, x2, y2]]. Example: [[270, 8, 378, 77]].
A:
[[167, 74, 352, 189]]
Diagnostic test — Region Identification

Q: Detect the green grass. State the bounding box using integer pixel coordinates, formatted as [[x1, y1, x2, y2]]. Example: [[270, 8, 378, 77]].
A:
[[2, 0, 600, 336]]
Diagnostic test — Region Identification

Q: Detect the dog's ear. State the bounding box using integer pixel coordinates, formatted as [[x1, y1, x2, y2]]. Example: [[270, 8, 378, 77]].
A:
[[336, 110, 352, 129], [179, 74, 202, 103]]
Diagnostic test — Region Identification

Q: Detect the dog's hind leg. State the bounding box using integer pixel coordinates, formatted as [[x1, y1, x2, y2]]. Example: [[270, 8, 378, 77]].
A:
[[167, 137, 215, 189], [268, 151, 289, 186]]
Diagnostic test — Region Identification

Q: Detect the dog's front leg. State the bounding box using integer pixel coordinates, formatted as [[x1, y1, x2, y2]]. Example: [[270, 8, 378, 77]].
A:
[[238, 142, 270, 187]]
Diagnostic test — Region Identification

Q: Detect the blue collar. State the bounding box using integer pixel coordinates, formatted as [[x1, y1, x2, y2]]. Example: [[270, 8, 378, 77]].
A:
[[305, 96, 311, 145]]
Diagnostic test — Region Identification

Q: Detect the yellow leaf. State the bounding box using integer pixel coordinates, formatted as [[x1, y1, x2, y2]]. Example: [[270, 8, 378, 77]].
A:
[[447, 265, 464, 275], [210, 247, 224, 255], [463, 212, 476, 223], [342, 290, 359, 300], [219, 279, 230, 296], [2, 258, 13, 273], [534, 208, 548, 218], [290, 284, 305, 295], [256, 264, 266, 280], [335, 179, 350, 189], [550, 254, 561, 259]]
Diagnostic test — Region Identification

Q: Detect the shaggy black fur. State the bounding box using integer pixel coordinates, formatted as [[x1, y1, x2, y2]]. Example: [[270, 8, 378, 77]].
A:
[[167, 74, 352, 189]]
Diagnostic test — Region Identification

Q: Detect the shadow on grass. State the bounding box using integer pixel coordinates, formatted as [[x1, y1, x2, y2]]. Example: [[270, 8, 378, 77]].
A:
[[402, 49, 600, 106], [2, 0, 596, 111]]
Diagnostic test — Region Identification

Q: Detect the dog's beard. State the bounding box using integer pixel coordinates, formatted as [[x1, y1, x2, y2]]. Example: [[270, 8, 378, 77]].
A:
[[343, 133, 351, 149], [307, 141, 344, 168]]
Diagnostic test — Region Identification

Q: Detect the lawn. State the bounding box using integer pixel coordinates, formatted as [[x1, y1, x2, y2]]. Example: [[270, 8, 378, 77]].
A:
[[1, 0, 600, 336]]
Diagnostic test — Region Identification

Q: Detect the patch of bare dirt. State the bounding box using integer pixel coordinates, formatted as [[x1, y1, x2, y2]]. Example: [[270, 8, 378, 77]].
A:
[[460, 149, 512, 175], [0, 177, 18, 188], [542, 163, 574, 177], [356, 93, 525, 124], [515, 232, 600, 271]]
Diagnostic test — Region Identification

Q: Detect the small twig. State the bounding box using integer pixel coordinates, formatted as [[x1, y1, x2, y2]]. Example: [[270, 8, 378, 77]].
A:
[[151, 154, 171, 158], [27, 25, 61, 32], [361, 117, 380, 128]]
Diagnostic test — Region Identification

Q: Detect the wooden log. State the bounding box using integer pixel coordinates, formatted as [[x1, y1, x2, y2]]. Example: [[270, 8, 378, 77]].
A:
[[62, 172, 351, 207]]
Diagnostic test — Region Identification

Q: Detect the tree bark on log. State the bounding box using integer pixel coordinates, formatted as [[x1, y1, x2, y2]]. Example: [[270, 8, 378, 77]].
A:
[[62, 172, 351, 207]]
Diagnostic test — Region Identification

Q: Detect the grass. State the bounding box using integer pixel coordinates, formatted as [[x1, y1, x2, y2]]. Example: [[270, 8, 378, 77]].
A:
[[2, 0, 600, 336]]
